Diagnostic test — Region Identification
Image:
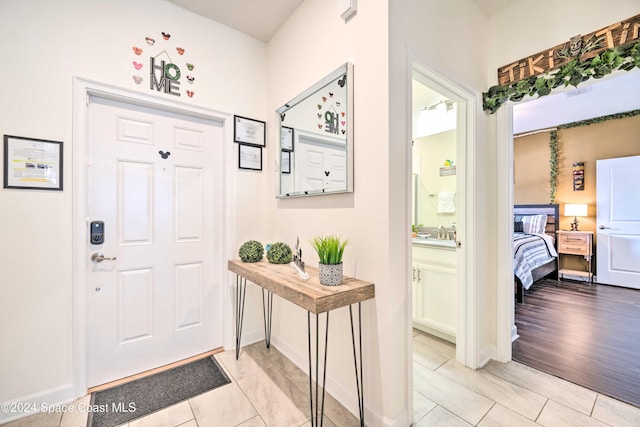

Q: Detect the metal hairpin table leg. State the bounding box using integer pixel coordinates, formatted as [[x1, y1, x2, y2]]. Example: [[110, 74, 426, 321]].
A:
[[308, 311, 330, 427], [349, 302, 364, 426], [262, 288, 273, 348], [235, 275, 247, 360]]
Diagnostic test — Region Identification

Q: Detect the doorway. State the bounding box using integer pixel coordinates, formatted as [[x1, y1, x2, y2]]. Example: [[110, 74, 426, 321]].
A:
[[496, 70, 640, 362], [85, 95, 224, 387], [72, 78, 233, 397], [411, 81, 459, 343], [409, 62, 475, 423]]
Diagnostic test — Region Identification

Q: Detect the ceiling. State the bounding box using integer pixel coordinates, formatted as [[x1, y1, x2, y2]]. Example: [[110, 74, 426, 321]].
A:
[[167, 0, 640, 133], [166, 0, 521, 42], [167, 0, 304, 42]]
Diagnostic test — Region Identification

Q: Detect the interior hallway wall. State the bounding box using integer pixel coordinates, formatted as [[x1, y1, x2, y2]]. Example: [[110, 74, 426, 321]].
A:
[[0, 0, 268, 420], [265, 0, 492, 424], [391, 0, 501, 376], [265, 0, 393, 423]]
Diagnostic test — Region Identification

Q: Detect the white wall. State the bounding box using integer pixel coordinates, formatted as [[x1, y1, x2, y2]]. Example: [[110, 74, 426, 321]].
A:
[[390, 0, 495, 379], [266, 0, 394, 423], [0, 0, 268, 420], [266, 0, 491, 424], [414, 130, 457, 227], [486, 0, 640, 84]]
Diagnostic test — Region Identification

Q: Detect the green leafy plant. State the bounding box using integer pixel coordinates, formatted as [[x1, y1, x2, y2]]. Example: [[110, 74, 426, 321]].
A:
[[238, 240, 264, 263], [549, 131, 558, 204], [266, 242, 293, 264], [483, 41, 640, 114], [310, 235, 349, 265]]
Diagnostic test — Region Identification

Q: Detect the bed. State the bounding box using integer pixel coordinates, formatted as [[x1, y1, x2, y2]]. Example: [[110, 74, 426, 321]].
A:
[[514, 204, 559, 303]]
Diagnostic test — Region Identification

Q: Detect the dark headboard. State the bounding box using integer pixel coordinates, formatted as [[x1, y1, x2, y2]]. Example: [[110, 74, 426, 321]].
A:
[[514, 204, 559, 240]]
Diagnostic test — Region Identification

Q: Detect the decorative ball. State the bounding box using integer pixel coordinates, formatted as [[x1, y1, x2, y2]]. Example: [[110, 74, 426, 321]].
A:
[[266, 242, 293, 264], [238, 240, 264, 263]]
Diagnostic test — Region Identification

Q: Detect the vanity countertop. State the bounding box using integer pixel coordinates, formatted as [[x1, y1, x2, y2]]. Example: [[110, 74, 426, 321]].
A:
[[412, 238, 456, 248]]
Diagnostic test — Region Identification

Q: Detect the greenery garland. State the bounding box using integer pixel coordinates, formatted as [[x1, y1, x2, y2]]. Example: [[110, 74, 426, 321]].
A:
[[549, 131, 558, 204], [483, 41, 640, 114], [543, 109, 640, 204], [558, 109, 640, 129]]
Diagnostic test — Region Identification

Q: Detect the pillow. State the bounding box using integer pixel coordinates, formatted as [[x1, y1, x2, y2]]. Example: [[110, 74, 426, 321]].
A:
[[522, 214, 547, 234], [514, 221, 524, 232]]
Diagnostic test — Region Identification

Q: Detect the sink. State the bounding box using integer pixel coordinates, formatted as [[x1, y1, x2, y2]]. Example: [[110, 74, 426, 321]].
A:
[[412, 237, 456, 248]]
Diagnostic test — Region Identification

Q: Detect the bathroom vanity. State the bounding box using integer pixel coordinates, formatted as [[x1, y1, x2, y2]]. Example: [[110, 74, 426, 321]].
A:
[[412, 239, 457, 343]]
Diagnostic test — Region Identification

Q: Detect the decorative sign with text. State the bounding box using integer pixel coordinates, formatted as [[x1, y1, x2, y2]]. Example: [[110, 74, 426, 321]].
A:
[[130, 31, 196, 99], [316, 74, 347, 136], [497, 14, 640, 86]]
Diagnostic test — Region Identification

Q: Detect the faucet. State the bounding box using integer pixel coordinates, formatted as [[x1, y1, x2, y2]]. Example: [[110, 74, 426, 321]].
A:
[[438, 225, 446, 240]]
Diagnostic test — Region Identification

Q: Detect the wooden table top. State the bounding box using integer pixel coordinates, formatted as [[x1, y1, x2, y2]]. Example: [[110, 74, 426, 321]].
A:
[[228, 259, 375, 314]]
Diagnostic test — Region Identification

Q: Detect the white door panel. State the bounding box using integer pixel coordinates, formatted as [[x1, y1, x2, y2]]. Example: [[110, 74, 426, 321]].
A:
[[294, 132, 347, 194], [87, 96, 223, 387], [596, 155, 640, 288]]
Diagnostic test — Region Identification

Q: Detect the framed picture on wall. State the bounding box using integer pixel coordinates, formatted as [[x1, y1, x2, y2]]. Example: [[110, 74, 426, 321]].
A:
[[234, 115, 266, 147], [238, 144, 262, 171], [281, 126, 294, 151], [281, 150, 291, 174], [3, 135, 63, 191]]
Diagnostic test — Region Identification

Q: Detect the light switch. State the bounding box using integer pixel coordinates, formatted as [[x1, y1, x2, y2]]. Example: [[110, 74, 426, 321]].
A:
[[339, 0, 357, 21]]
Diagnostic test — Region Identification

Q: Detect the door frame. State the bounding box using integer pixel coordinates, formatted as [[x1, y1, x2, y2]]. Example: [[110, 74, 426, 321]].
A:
[[71, 77, 235, 397], [407, 58, 478, 420], [494, 70, 640, 361], [496, 104, 516, 361]]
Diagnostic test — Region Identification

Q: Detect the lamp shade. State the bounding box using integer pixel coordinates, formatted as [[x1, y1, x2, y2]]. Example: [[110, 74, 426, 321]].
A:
[[565, 203, 588, 217]]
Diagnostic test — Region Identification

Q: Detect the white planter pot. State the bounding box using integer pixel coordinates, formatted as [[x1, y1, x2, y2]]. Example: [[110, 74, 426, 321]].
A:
[[318, 263, 343, 286]]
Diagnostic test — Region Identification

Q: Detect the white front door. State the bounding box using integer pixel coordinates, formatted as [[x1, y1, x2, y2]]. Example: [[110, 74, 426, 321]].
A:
[[596, 155, 640, 289], [86, 96, 224, 387]]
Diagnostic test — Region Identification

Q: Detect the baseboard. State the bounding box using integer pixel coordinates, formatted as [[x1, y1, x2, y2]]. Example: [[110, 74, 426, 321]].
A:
[[236, 328, 265, 350], [381, 408, 410, 426], [478, 343, 496, 369], [412, 321, 456, 344], [511, 324, 520, 342], [0, 383, 75, 424], [270, 335, 396, 426]]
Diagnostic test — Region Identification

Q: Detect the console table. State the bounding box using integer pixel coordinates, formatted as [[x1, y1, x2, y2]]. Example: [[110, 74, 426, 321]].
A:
[[228, 259, 375, 427]]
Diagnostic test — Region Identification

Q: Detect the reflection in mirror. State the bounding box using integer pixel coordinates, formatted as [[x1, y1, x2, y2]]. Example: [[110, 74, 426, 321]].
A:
[[276, 63, 353, 198]]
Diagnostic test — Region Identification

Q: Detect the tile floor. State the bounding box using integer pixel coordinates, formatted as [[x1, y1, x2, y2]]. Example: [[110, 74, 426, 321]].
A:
[[411, 329, 640, 427], [5, 332, 640, 426]]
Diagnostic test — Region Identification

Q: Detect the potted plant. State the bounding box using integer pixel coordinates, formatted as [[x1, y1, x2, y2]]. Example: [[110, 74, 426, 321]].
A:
[[238, 240, 264, 263], [266, 242, 293, 264], [310, 235, 349, 286]]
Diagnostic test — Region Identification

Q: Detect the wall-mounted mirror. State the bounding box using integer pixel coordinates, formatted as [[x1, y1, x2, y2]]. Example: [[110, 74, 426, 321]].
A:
[[276, 62, 354, 198]]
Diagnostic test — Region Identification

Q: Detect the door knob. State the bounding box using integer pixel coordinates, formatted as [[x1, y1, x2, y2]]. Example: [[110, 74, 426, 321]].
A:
[[599, 225, 611, 230], [91, 252, 117, 263]]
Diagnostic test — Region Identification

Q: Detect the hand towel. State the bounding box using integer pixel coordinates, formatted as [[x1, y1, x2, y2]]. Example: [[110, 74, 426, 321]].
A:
[[437, 191, 456, 213]]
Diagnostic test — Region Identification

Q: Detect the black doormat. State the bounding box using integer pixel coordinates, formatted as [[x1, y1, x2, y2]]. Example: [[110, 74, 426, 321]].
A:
[[87, 356, 231, 427]]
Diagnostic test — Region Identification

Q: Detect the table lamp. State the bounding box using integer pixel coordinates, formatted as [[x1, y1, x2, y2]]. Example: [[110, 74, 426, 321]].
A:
[[565, 203, 588, 231]]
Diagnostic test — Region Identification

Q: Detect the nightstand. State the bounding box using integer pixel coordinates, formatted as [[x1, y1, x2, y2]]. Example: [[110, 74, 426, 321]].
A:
[[556, 231, 594, 283]]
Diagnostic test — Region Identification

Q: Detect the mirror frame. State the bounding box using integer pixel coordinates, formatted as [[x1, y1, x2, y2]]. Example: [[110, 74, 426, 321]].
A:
[[276, 62, 354, 198]]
